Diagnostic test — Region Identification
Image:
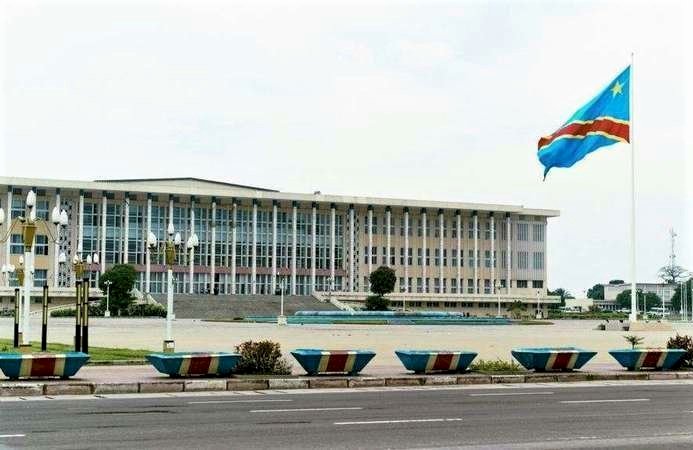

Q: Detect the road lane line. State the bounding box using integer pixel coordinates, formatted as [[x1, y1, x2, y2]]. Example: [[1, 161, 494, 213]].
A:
[[251, 407, 362, 413], [335, 418, 463, 425], [470, 391, 554, 397], [561, 398, 650, 404], [0, 434, 25, 438], [188, 399, 293, 405]]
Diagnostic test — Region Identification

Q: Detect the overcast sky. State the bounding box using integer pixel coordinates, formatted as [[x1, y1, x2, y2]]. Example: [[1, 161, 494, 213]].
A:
[[1, 0, 690, 296]]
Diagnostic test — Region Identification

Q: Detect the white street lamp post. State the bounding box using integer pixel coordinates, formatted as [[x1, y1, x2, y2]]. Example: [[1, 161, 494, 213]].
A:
[[103, 280, 112, 317], [161, 225, 180, 352], [496, 280, 502, 318], [278, 277, 287, 326], [536, 289, 542, 319]]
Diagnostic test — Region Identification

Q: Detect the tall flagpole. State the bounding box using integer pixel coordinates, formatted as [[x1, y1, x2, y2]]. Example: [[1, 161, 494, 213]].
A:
[[629, 52, 637, 322]]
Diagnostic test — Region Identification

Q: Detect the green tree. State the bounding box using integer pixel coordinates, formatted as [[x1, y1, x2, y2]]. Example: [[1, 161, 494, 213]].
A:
[[99, 264, 137, 315], [586, 283, 604, 300], [369, 266, 396, 296], [670, 279, 692, 312], [615, 289, 662, 311], [365, 295, 390, 311], [548, 288, 574, 307], [506, 300, 527, 319]]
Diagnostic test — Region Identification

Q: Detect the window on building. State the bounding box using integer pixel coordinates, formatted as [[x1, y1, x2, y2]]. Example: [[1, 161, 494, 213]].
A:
[[371, 246, 377, 264], [425, 248, 430, 266], [484, 250, 491, 268], [407, 248, 413, 265], [533, 252, 544, 270], [517, 280, 528, 288], [518, 251, 529, 269], [532, 280, 544, 289], [417, 248, 422, 266], [468, 250, 474, 267], [517, 223, 529, 241], [467, 279, 474, 294], [484, 279, 491, 294], [10, 234, 23, 255], [416, 277, 423, 293], [34, 235, 48, 256], [451, 278, 457, 293], [434, 248, 440, 266], [363, 246, 369, 264], [381, 246, 387, 265], [399, 247, 405, 265], [451, 249, 457, 267], [390, 247, 395, 266], [33, 269, 47, 287], [532, 224, 545, 242]]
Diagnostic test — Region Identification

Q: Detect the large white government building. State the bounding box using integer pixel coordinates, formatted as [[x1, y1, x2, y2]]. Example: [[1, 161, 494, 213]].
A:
[[0, 177, 560, 313]]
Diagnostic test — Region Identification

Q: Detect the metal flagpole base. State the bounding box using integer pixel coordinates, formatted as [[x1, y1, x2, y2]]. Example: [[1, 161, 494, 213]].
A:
[[277, 315, 287, 326], [104, 310, 111, 317], [163, 340, 175, 353], [18, 343, 32, 354]]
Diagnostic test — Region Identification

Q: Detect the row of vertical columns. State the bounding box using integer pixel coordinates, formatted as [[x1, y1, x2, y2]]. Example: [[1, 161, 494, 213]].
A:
[[456, 211, 461, 294], [506, 213, 511, 292], [123, 196, 129, 264], [271, 201, 277, 293], [490, 213, 495, 293], [385, 207, 391, 267], [145, 194, 152, 294], [349, 206, 355, 292], [473, 211, 478, 294], [367, 206, 373, 287], [230, 201, 237, 294], [101, 194, 107, 275], [291, 202, 297, 295], [438, 209, 443, 293], [421, 209, 427, 293], [251, 199, 257, 295], [330, 204, 336, 288], [187, 198, 195, 294], [210, 198, 217, 290], [53, 189, 61, 288], [310, 203, 316, 292], [403, 208, 409, 292]]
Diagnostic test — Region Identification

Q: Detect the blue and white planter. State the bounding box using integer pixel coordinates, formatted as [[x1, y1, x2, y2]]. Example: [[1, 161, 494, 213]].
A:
[[395, 350, 477, 374], [290, 349, 376, 375], [0, 352, 90, 380], [147, 352, 241, 377], [608, 349, 686, 371], [511, 347, 596, 372]]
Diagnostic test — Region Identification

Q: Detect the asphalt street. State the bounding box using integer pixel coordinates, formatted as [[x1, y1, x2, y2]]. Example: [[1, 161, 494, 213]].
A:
[[1, 381, 693, 449]]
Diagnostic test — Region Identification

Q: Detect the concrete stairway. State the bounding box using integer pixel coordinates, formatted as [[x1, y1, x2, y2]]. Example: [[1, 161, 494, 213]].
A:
[[151, 294, 338, 319]]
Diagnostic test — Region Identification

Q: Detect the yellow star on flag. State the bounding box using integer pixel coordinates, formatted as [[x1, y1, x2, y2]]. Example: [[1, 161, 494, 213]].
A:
[[610, 80, 623, 97]]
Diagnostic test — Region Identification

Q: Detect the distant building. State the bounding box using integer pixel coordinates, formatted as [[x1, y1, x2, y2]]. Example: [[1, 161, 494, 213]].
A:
[[597, 282, 677, 310]]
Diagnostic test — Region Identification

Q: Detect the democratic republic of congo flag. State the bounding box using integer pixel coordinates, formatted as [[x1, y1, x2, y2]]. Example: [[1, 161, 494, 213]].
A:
[[538, 66, 630, 179]]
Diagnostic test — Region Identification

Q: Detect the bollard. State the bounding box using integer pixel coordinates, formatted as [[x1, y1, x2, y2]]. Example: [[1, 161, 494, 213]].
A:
[[13, 288, 20, 348], [82, 278, 89, 354], [74, 280, 82, 352], [41, 284, 49, 351]]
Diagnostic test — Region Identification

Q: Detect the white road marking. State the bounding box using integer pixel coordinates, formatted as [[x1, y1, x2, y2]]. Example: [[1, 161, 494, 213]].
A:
[[470, 391, 554, 397], [561, 398, 650, 404], [188, 399, 293, 405], [335, 418, 463, 425], [251, 407, 363, 413], [0, 434, 25, 438]]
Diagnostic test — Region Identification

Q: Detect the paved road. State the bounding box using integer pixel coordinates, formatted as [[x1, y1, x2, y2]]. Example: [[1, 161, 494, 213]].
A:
[[1, 381, 693, 449]]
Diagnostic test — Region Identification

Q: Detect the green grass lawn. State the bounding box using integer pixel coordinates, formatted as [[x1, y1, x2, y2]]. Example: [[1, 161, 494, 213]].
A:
[[0, 339, 150, 361]]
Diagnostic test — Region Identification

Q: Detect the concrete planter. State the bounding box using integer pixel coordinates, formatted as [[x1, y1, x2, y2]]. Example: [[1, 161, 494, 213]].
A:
[[608, 348, 686, 371], [511, 347, 596, 372], [395, 350, 478, 374], [0, 352, 90, 380], [146, 352, 241, 377], [291, 349, 376, 375]]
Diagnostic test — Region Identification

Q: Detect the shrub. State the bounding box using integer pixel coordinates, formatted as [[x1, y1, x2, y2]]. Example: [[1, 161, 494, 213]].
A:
[[667, 334, 693, 368], [365, 295, 390, 311], [51, 304, 105, 317], [234, 340, 292, 375], [126, 303, 167, 318], [470, 358, 524, 373], [99, 264, 137, 315], [624, 334, 644, 349]]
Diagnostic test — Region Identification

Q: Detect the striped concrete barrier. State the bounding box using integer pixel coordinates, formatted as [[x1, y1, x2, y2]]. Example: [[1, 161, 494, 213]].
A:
[[290, 349, 376, 375], [146, 352, 241, 377], [608, 349, 686, 371], [511, 347, 596, 372], [395, 350, 478, 374], [0, 352, 90, 380]]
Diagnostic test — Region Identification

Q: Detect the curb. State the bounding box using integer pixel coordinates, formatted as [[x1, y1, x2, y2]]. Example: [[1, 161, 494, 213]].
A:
[[2, 371, 692, 398]]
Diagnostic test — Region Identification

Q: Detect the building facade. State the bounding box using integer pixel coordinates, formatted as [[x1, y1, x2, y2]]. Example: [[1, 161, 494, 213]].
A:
[[0, 177, 559, 308], [600, 282, 677, 310]]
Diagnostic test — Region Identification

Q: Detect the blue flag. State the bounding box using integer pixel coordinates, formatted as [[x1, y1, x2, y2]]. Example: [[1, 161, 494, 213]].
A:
[[538, 66, 630, 179]]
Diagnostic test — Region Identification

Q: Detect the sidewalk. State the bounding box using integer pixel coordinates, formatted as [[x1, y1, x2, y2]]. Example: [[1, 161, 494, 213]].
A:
[[2, 363, 692, 398]]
